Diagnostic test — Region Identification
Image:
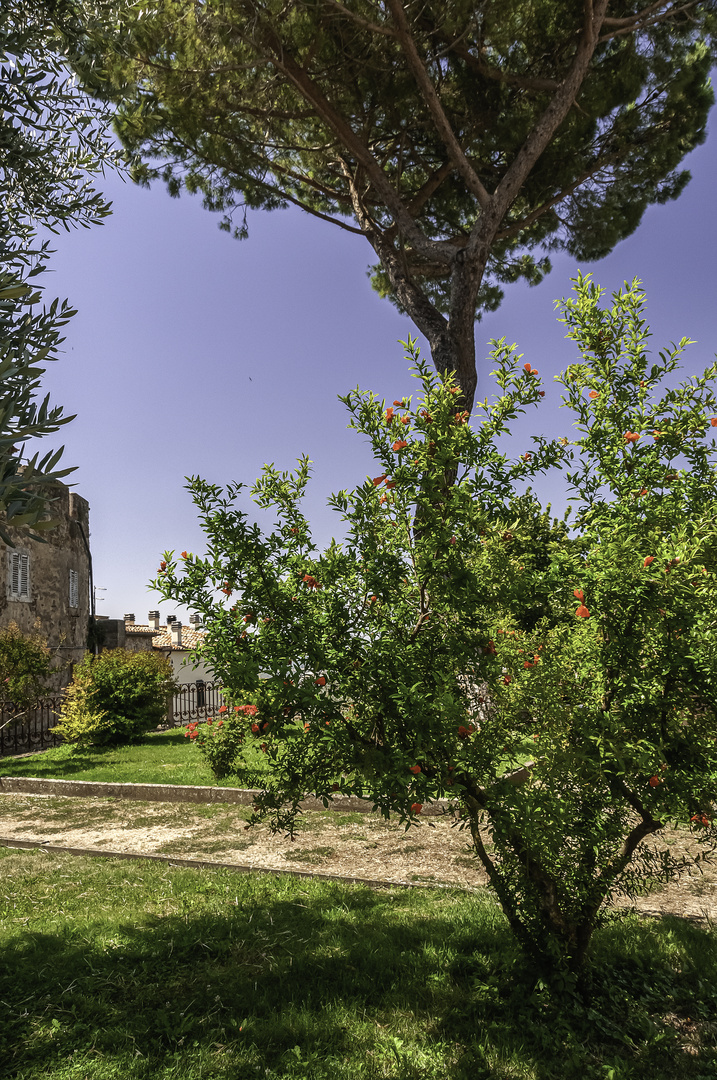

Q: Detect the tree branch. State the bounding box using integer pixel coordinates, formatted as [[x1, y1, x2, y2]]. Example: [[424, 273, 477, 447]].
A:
[[599, 1, 700, 42], [255, 23, 454, 264], [386, 0, 491, 210], [323, 0, 396, 37]]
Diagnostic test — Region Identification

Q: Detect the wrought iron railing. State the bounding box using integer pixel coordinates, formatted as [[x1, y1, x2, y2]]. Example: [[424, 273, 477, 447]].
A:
[[169, 681, 226, 726], [0, 696, 64, 756]]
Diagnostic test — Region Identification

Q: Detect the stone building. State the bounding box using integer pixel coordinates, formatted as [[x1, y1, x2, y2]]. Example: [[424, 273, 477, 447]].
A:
[[0, 484, 92, 685]]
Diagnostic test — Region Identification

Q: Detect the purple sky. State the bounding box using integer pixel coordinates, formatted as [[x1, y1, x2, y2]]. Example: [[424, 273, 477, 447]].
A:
[[39, 115, 717, 625]]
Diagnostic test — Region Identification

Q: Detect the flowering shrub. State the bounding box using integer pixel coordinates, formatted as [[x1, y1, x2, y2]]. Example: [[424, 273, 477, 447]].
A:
[[153, 276, 717, 974], [185, 701, 263, 779]]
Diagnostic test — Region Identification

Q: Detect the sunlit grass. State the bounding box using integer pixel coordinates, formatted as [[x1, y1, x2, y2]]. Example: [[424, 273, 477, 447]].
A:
[[0, 729, 268, 788]]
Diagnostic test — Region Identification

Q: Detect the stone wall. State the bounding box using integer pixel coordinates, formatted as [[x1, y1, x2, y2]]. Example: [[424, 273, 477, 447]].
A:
[[0, 485, 91, 686]]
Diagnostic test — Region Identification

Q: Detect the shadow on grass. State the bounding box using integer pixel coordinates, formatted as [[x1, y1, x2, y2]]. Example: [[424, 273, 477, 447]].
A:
[[1, 855, 716, 1080]]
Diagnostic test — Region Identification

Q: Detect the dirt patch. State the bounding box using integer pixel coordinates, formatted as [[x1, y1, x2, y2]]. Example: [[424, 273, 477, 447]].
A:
[[1, 793, 715, 920]]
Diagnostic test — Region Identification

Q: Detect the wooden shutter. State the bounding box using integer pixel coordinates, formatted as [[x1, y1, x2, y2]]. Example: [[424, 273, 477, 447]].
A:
[[9, 552, 29, 598], [69, 569, 79, 608]]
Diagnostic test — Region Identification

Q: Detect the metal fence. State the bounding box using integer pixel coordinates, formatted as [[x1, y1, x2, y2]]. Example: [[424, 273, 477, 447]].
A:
[[0, 696, 65, 756], [0, 682, 226, 757], [169, 681, 226, 726]]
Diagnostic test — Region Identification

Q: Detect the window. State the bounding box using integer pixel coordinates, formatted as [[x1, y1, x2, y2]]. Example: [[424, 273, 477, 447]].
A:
[[69, 569, 79, 609], [8, 551, 30, 600]]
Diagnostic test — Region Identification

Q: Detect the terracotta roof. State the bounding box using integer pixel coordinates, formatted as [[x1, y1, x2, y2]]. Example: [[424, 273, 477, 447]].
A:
[[150, 627, 206, 651], [124, 619, 205, 652]]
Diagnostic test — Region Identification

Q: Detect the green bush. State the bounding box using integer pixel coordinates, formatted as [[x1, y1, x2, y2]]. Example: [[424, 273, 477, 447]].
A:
[[0, 621, 54, 711], [55, 650, 177, 746]]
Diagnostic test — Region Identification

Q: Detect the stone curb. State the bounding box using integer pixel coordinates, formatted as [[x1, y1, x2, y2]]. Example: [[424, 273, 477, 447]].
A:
[[0, 836, 472, 892], [0, 775, 456, 816]]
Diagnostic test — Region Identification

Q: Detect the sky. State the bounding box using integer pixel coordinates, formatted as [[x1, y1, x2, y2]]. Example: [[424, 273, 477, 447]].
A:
[[37, 110, 717, 625]]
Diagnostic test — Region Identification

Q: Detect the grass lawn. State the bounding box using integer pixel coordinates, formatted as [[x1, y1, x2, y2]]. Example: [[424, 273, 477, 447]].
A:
[[0, 729, 269, 788], [1, 847, 716, 1080]]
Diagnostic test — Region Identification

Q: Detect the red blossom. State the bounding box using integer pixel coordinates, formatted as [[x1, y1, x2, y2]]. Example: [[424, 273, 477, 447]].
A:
[[649, 775, 660, 788], [573, 589, 584, 600], [251, 723, 260, 734], [503, 675, 512, 685], [372, 474, 387, 486], [315, 676, 326, 686], [644, 556, 655, 567], [624, 431, 640, 444], [384, 480, 396, 489], [392, 439, 408, 451], [384, 407, 395, 423], [411, 803, 423, 814], [302, 574, 320, 589], [410, 765, 421, 774], [588, 390, 599, 399], [711, 418, 717, 427], [180, 551, 188, 559], [691, 813, 710, 827], [575, 604, 590, 618], [219, 705, 227, 714]]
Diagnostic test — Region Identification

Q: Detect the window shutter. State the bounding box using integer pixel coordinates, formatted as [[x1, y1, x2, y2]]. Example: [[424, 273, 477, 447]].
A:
[[19, 554, 29, 597], [9, 552, 29, 598], [69, 569, 79, 608]]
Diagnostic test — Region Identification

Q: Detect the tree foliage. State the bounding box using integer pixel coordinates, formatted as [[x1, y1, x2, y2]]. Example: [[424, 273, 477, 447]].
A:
[[0, 0, 120, 538], [154, 277, 717, 973], [72, 0, 716, 406]]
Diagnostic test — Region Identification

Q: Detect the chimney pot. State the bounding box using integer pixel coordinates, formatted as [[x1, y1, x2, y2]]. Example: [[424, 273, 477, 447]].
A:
[[124, 613, 135, 625], [189, 614, 202, 629], [148, 611, 160, 630], [166, 615, 177, 625], [171, 621, 182, 647]]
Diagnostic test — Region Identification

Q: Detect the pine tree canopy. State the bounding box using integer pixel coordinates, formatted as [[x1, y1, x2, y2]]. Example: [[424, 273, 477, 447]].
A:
[[74, 1, 716, 405]]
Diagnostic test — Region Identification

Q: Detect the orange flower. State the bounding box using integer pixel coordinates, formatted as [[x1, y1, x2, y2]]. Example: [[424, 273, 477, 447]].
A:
[[575, 604, 590, 618], [420, 410, 432, 422], [392, 399, 404, 406], [691, 813, 710, 827], [379, 494, 387, 504], [503, 675, 512, 685], [315, 676, 326, 686], [573, 589, 584, 600], [643, 556, 655, 567], [523, 363, 538, 375], [624, 431, 640, 444], [523, 453, 532, 461], [219, 705, 227, 714], [400, 414, 410, 425], [523, 661, 533, 669], [588, 390, 599, 399], [392, 439, 408, 451], [384, 480, 396, 489], [648, 775, 660, 788], [410, 765, 421, 774], [302, 574, 320, 589], [180, 551, 188, 559], [411, 803, 423, 814], [539, 390, 545, 397], [711, 418, 717, 427], [384, 407, 395, 423], [372, 473, 387, 486]]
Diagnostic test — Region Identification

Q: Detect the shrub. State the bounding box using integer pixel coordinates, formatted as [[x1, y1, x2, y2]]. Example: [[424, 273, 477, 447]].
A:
[[55, 649, 177, 746], [0, 622, 54, 711]]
